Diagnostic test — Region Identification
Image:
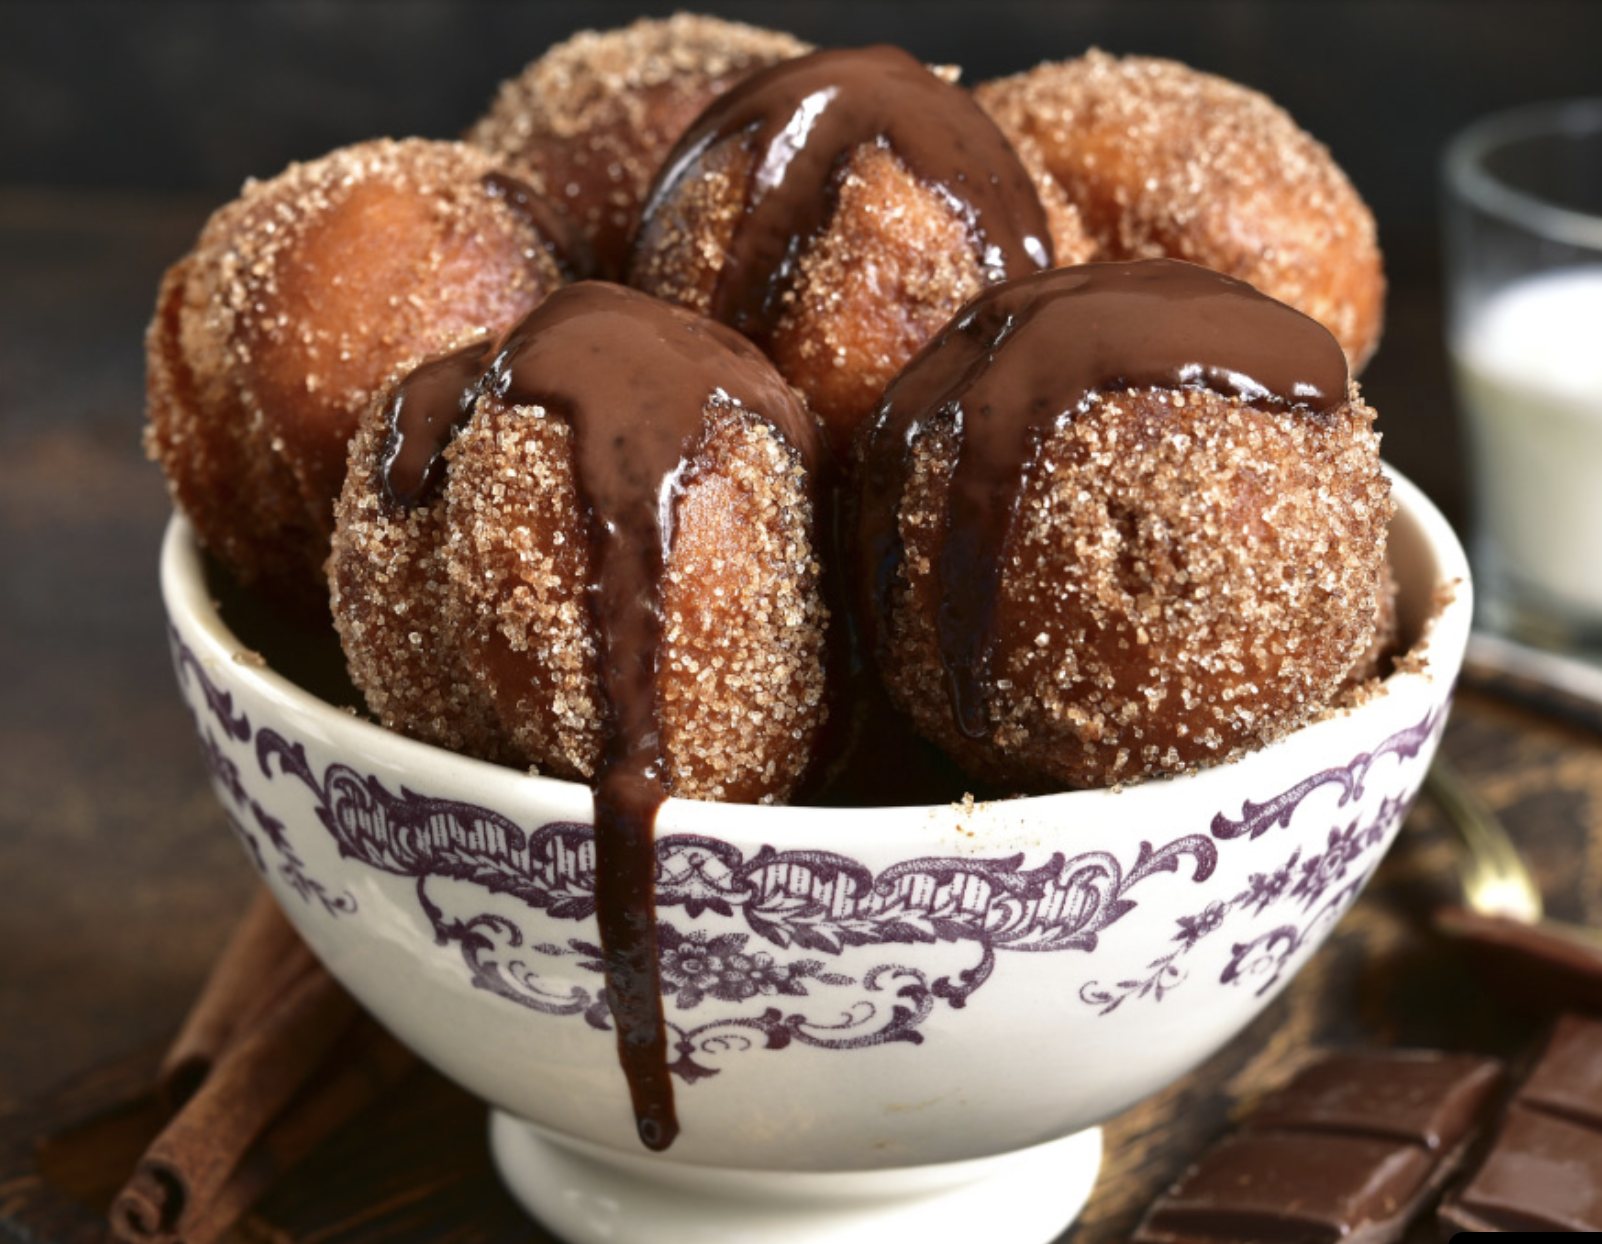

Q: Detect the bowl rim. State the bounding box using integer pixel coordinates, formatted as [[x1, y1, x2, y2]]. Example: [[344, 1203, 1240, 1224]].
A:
[[160, 464, 1469, 839]]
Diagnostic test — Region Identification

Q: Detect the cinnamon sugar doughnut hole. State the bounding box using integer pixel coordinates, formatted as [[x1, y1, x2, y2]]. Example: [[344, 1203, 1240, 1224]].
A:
[[144, 138, 575, 606], [467, 13, 813, 279], [974, 51, 1385, 372], [856, 261, 1393, 791], [628, 45, 1094, 461], [330, 282, 832, 805]]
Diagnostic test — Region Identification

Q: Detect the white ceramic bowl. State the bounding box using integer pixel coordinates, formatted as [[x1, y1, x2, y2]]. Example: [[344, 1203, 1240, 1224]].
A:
[[158, 467, 1470, 1244]]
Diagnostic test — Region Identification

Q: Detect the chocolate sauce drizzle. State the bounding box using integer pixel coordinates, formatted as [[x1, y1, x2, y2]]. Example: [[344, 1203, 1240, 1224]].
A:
[[378, 282, 821, 1150], [481, 171, 597, 283], [636, 45, 1053, 343], [379, 337, 495, 509], [857, 259, 1350, 739]]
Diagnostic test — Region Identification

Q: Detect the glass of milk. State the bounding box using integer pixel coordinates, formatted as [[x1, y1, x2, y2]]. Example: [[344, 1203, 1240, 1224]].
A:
[[1443, 99, 1602, 654]]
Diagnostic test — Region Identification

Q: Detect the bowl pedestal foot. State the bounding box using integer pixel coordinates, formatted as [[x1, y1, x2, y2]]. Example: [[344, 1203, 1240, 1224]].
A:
[[489, 1110, 1103, 1244]]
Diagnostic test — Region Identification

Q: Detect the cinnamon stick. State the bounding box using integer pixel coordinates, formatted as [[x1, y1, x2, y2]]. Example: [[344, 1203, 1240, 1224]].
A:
[[177, 1018, 417, 1244], [158, 887, 318, 1107], [108, 963, 359, 1244]]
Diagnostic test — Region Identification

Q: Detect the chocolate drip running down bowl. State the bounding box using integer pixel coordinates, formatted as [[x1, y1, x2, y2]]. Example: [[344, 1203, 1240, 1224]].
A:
[[157, 466, 1469, 1244]]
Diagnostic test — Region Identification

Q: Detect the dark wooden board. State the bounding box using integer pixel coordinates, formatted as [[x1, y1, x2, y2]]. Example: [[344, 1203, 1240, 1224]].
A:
[[0, 1045, 544, 1244]]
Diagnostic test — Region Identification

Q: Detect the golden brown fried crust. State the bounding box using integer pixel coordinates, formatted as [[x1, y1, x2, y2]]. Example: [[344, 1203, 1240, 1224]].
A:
[[766, 143, 997, 454], [975, 51, 1385, 372], [330, 390, 830, 805], [466, 13, 813, 278], [623, 133, 744, 319], [328, 392, 519, 766], [1340, 557, 1399, 697], [144, 137, 568, 604], [655, 413, 831, 802], [630, 139, 1093, 461], [879, 384, 1392, 789], [147, 255, 326, 596]]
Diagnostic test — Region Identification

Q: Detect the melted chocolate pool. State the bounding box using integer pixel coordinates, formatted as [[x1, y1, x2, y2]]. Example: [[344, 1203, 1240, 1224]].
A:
[[377, 281, 822, 1150]]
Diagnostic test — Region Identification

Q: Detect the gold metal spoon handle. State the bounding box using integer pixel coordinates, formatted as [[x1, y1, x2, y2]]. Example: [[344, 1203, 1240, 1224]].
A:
[[1424, 756, 1545, 925]]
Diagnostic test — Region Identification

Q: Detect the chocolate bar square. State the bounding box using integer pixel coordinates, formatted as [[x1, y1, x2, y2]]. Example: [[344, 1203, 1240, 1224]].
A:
[[1248, 1050, 1505, 1151], [1440, 1013, 1602, 1232], [1517, 1011, 1602, 1128], [1135, 1131, 1432, 1244], [1134, 1050, 1503, 1244], [1439, 1104, 1602, 1231]]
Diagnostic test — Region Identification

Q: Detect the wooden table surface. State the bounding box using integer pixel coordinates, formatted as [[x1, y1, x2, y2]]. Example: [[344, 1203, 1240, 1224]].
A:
[[3, 186, 1601, 1242]]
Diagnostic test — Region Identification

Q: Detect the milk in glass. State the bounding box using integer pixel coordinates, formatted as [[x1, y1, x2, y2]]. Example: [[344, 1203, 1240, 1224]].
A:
[[1452, 266, 1602, 630]]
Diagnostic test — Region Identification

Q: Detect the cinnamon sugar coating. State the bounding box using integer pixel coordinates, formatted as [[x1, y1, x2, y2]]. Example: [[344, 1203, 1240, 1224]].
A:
[[975, 51, 1385, 371], [466, 13, 812, 278], [764, 143, 1092, 459], [330, 371, 830, 804], [878, 385, 1392, 789], [629, 140, 1017, 459], [144, 138, 568, 605], [1342, 558, 1399, 696], [628, 70, 1093, 461]]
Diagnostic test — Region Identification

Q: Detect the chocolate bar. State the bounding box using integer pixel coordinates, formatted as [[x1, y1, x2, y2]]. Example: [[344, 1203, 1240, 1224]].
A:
[[1439, 1013, 1602, 1231], [1133, 1050, 1504, 1244]]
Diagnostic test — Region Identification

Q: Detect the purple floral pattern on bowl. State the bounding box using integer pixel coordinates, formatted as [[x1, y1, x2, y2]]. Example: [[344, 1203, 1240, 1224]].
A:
[[171, 627, 356, 918], [1080, 791, 1411, 1013], [169, 622, 1441, 1085]]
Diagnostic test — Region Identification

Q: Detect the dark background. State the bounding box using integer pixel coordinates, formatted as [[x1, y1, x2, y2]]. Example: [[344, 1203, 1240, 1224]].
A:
[[1, 0, 1599, 1102], [8, 2, 1601, 246]]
